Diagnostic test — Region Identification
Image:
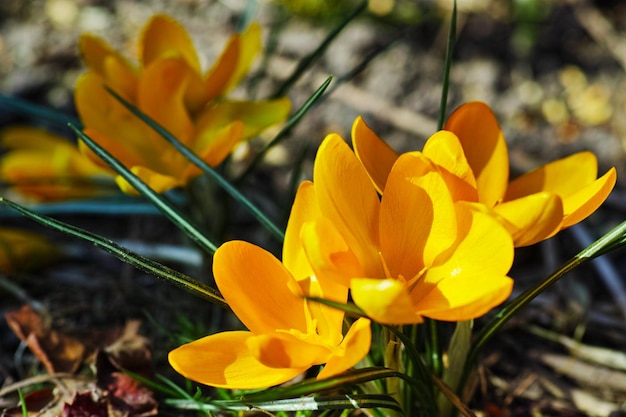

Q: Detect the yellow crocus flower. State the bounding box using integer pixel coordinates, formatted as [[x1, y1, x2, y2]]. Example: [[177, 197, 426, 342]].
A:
[[353, 102, 616, 246], [0, 126, 113, 202], [293, 134, 514, 324], [75, 14, 291, 194]]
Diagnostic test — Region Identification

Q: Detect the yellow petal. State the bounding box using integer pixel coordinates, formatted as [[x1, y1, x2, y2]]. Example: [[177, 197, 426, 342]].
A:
[[195, 98, 291, 141], [246, 334, 330, 369], [505, 152, 599, 200], [351, 116, 398, 193], [413, 205, 514, 320], [169, 331, 306, 389], [493, 193, 563, 246], [139, 14, 201, 73], [0, 126, 73, 151], [213, 241, 308, 335], [380, 152, 457, 279], [115, 165, 182, 195], [423, 130, 478, 201], [561, 167, 616, 228], [444, 102, 509, 207], [416, 273, 513, 321], [138, 58, 195, 144], [317, 317, 372, 379], [351, 278, 423, 324], [0, 228, 58, 273], [420, 202, 513, 284], [300, 218, 363, 288], [284, 181, 318, 280], [313, 134, 382, 277]]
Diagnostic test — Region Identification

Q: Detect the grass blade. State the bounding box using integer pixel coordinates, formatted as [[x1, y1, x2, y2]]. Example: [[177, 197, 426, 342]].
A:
[[270, 1, 367, 99], [102, 88, 285, 242], [69, 124, 219, 254], [0, 93, 81, 128], [437, 0, 457, 130], [168, 394, 402, 413], [0, 197, 227, 307], [238, 75, 332, 181]]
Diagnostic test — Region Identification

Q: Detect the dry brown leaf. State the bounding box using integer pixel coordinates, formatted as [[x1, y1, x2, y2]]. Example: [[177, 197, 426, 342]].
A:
[[5, 305, 85, 374]]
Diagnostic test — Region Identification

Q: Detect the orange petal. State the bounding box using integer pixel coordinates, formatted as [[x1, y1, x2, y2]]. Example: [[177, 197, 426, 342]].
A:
[[380, 152, 457, 279], [213, 241, 308, 335], [445, 102, 509, 207], [505, 152, 599, 200], [201, 34, 241, 103], [423, 130, 478, 201], [79, 34, 138, 101], [169, 331, 306, 389], [138, 58, 195, 144], [416, 273, 513, 321], [317, 317, 372, 379], [195, 98, 291, 142], [351, 116, 398, 193], [561, 167, 616, 228], [493, 192, 563, 246], [139, 14, 201, 73], [185, 121, 244, 173], [247, 334, 329, 369], [0, 228, 58, 273], [313, 134, 382, 277], [75, 74, 162, 169], [351, 278, 423, 324], [222, 22, 262, 94]]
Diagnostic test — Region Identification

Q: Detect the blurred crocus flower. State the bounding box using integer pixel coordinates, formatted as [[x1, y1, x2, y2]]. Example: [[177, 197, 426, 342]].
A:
[[289, 134, 514, 325], [75, 14, 291, 193], [169, 184, 371, 388], [0, 126, 114, 202], [353, 102, 617, 246], [0, 228, 58, 273]]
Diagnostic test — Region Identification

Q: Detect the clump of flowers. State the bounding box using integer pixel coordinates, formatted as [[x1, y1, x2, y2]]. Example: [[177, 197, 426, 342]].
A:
[[0, 126, 114, 202], [76, 14, 291, 194], [353, 101, 617, 246]]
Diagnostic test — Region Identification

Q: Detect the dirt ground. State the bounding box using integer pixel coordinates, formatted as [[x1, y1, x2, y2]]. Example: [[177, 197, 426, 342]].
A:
[[1, 0, 626, 416]]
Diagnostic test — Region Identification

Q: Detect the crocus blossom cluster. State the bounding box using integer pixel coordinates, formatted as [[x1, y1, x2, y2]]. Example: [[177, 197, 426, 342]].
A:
[[353, 102, 617, 246], [0, 126, 113, 201], [76, 14, 291, 194], [169, 101, 616, 389]]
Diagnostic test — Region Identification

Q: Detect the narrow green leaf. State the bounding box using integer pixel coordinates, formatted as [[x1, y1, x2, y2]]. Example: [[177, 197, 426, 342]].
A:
[[102, 88, 285, 243], [238, 76, 332, 181], [271, 1, 367, 99], [240, 367, 405, 402], [306, 296, 366, 318], [0, 94, 81, 128], [18, 389, 28, 417], [167, 394, 401, 413], [0, 197, 227, 308], [440, 320, 473, 416], [69, 124, 219, 254], [437, 0, 457, 130]]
